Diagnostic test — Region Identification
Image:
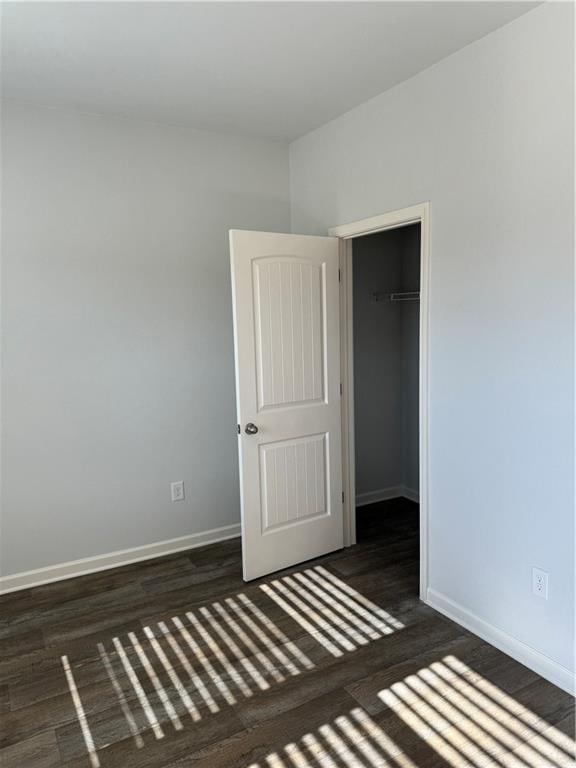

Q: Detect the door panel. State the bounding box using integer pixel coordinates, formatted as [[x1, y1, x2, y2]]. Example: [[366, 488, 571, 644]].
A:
[[260, 433, 328, 533], [230, 230, 342, 581], [254, 259, 325, 409]]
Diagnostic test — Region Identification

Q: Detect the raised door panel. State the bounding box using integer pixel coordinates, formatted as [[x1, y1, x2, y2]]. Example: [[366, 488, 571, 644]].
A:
[[260, 433, 328, 533], [253, 258, 325, 411]]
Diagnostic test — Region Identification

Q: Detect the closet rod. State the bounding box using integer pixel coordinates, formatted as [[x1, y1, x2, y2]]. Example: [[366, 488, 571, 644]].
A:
[[389, 291, 420, 302], [370, 290, 420, 303]]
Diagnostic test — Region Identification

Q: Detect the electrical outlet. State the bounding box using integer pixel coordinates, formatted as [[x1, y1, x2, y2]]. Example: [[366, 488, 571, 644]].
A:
[[171, 481, 185, 502], [532, 567, 549, 599]]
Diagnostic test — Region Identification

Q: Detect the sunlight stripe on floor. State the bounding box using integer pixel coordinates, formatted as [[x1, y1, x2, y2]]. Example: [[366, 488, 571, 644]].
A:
[[444, 656, 575, 756], [422, 664, 549, 767], [301, 732, 340, 768], [260, 582, 344, 657], [303, 570, 381, 640], [314, 566, 403, 630], [266, 752, 288, 767], [237, 593, 314, 670], [305, 569, 390, 634], [213, 600, 285, 683], [285, 741, 315, 768], [112, 636, 163, 739], [61, 655, 100, 768], [335, 712, 385, 766], [226, 595, 298, 678], [318, 722, 366, 768], [143, 625, 200, 722], [186, 609, 253, 698], [248, 708, 417, 768], [97, 642, 144, 749], [275, 576, 356, 652], [259, 566, 405, 657], [200, 605, 268, 692], [440, 658, 574, 764], [379, 656, 576, 768], [350, 708, 417, 768], [385, 678, 505, 767], [128, 631, 183, 731], [172, 614, 236, 706], [289, 571, 370, 646], [158, 620, 220, 714]]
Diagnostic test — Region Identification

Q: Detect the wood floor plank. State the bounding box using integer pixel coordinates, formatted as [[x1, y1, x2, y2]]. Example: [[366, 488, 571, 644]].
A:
[[0, 684, 10, 715], [0, 729, 61, 768], [0, 625, 45, 660], [511, 676, 575, 728], [1, 675, 120, 750]]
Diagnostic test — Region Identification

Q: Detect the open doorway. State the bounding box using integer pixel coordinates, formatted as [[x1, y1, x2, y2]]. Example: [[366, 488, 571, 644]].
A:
[[352, 223, 421, 587], [330, 203, 430, 599]]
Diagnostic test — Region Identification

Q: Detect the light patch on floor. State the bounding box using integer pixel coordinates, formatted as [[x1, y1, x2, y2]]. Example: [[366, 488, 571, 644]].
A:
[[97, 642, 145, 748], [379, 655, 576, 767], [60, 566, 404, 764], [60, 584, 313, 760], [61, 655, 101, 768], [247, 706, 418, 768], [261, 565, 404, 657]]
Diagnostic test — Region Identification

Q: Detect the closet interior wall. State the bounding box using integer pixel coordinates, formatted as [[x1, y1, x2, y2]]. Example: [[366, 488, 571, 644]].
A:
[[352, 224, 421, 506]]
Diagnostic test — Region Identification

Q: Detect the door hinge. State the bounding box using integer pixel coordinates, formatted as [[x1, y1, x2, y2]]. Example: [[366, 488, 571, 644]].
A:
[[340, 382, 343, 396], [342, 491, 345, 503], [338, 268, 341, 282]]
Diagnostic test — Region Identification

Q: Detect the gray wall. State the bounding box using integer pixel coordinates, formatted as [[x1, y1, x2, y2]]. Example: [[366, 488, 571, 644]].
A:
[[353, 226, 420, 500], [290, 3, 574, 673], [1, 101, 290, 575]]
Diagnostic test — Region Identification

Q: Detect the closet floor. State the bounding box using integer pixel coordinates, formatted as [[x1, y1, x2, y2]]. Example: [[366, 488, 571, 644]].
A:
[[1, 499, 573, 768]]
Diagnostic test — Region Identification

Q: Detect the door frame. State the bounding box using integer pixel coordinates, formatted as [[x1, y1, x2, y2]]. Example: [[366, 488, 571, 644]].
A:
[[329, 202, 430, 600]]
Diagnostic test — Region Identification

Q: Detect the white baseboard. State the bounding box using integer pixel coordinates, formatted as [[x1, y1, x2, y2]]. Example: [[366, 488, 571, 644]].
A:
[[426, 588, 575, 696], [0, 524, 241, 595], [401, 486, 420, 503], [356, 485, 419, 507], [356, 486, 403, 507]]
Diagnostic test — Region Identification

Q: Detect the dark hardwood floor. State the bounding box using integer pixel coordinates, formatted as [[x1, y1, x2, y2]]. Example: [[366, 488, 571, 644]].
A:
[[1, 499, 574, 767]]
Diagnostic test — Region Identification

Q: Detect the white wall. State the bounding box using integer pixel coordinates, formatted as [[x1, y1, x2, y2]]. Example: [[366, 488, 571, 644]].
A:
[[1, 101, 290, 576], [291, 2, 574, 678]]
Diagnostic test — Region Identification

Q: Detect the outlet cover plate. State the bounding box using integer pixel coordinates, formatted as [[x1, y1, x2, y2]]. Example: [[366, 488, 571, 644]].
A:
[[532, 567, 549, 599], [171, 481, 185, 502]]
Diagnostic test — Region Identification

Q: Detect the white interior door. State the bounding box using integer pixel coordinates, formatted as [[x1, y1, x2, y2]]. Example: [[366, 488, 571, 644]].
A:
[[230, 229, 343, 581]]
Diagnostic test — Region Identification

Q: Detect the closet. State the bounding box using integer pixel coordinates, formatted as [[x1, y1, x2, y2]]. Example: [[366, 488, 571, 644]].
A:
[[352, 223, 421, 511]]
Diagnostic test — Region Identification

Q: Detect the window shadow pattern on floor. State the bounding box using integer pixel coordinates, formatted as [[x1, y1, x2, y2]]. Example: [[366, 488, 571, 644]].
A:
[[61, 566, 403, 766], [380, 655, 574, 768], [260, 565, 404, 657], [248, 657, 575, 768]]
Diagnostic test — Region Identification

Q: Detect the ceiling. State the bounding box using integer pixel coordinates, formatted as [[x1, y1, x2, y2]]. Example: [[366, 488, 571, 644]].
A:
[[2, 2, 538, 141]]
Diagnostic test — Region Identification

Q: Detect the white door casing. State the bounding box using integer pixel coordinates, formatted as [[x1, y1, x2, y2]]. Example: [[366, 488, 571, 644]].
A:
[[230, 230, 343, 581], [329, 202, 430, 600]]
